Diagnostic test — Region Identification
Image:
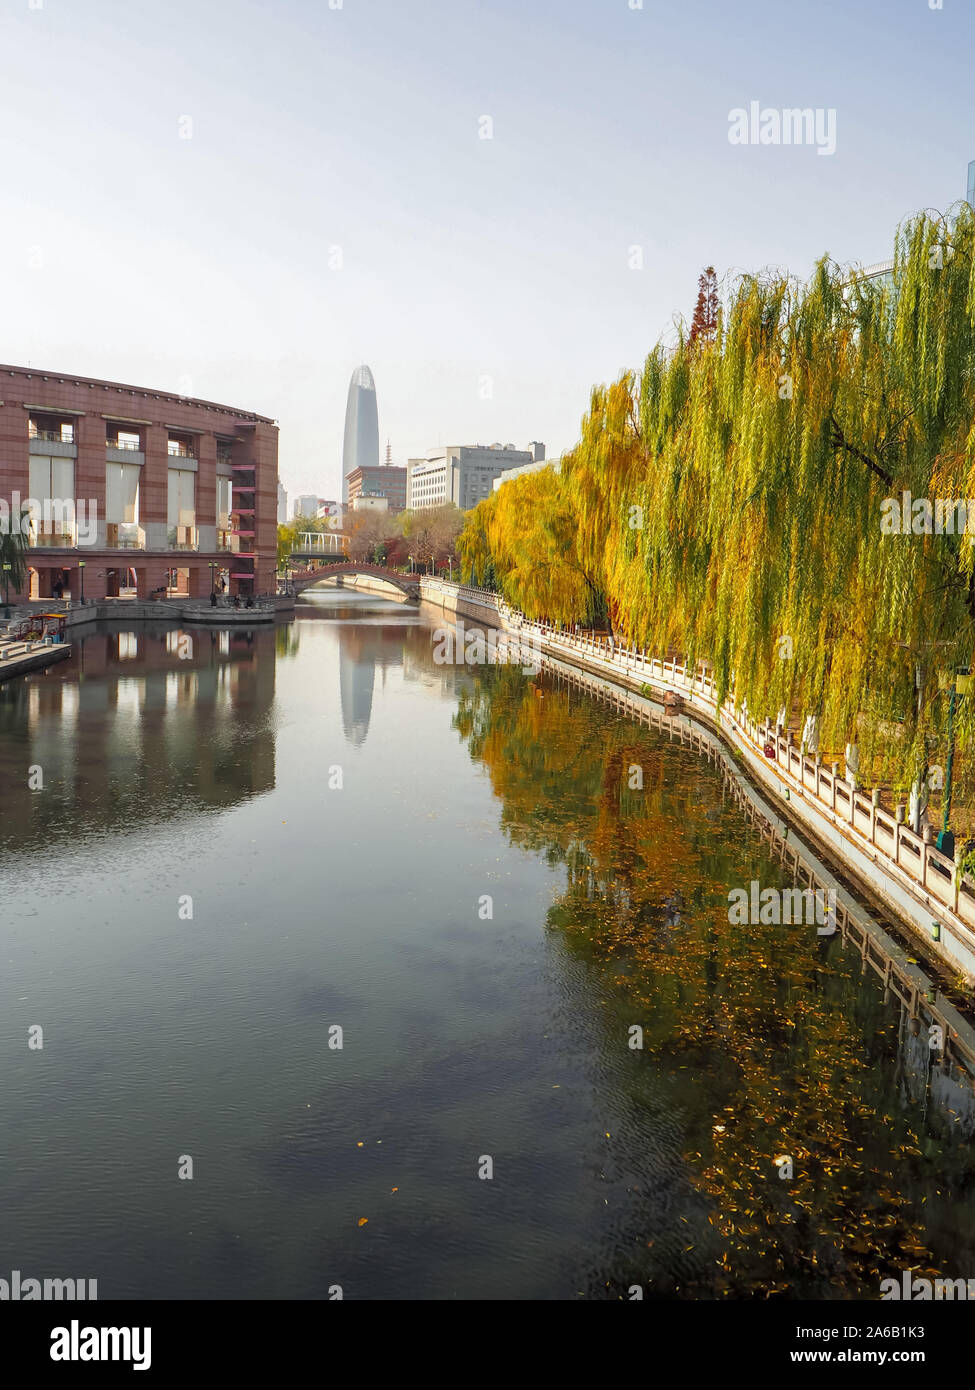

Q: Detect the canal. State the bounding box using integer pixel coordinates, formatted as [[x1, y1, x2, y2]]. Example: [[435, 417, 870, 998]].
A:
[[1, 588, 974, 1300]]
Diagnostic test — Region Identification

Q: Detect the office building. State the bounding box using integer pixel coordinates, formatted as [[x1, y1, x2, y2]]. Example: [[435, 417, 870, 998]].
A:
[[406, 444, 535, 511], [0, 363, 277, 599]]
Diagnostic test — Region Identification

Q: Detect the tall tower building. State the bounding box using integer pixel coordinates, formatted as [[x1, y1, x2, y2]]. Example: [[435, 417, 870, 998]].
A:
[[342, 364, 379, 503]]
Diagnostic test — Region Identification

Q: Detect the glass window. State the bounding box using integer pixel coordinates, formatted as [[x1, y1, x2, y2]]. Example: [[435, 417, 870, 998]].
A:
[[105, 463, 140, 523]]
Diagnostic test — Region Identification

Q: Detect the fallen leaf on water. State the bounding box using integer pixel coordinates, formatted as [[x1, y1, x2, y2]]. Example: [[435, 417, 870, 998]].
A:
[[358, 1218, 368, 1227]]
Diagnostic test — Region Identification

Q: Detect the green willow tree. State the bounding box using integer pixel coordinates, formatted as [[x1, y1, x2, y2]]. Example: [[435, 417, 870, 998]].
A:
[[458, 203, 975, 795]]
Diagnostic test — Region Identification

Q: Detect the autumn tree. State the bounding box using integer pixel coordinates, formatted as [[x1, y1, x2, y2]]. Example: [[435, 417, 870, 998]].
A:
[[400, 503, 464, 572], [344, 508, 397, 563], [688, 265, 719, 346], [455, 202, 975, 800]]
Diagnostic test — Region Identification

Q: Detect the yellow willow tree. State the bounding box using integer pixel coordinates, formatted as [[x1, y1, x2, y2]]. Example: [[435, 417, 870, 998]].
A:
[[458, 466, 595, 622], [460, 202, 975, 792], [560, 372, 647, 633]]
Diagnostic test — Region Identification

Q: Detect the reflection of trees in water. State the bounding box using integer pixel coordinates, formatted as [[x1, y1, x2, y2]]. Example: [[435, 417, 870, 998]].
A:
[[454, 665, 975, 1296]]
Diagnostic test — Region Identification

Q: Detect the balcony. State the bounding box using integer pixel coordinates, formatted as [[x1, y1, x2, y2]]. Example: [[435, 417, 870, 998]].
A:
[[106, 523, 146, 549], [167, 526, 199, 551], [30, 426, 74, 444], [107, 440, 145, 464], [167, 444, 198, 462], [29, 430, 77, 458]]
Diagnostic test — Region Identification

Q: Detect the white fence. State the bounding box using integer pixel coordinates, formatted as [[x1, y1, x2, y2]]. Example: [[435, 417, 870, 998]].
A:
[[419, 578, 975, 952]]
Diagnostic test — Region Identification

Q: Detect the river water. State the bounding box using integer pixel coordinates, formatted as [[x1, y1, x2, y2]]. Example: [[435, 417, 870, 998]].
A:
[[1, 588, 974, 1300]]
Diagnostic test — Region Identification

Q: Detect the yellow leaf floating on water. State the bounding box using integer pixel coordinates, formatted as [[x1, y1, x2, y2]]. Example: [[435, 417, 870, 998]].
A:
[[358, 1218, 368, 1227]]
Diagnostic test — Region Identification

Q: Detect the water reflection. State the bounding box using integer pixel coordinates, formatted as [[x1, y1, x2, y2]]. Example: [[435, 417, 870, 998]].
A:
[[453, 662, 975, 1297], [3, 602, 975, 1299], [0, 621, 277, 858], [337, 628, 400, 747]]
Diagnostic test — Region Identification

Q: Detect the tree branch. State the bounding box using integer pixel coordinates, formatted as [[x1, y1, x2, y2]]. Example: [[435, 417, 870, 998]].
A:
[[828, 412, 895, 487]]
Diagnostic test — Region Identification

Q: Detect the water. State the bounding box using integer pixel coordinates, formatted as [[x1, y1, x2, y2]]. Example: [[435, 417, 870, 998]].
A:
[[1, 588, 974, 1300]]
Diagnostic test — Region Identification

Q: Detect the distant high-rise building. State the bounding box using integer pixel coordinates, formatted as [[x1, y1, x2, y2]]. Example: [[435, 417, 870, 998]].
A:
[[277, 481, 288, 525], [342, 365, 379, 503], [406, 443, 535, 510], [294, 494, 320, 520]]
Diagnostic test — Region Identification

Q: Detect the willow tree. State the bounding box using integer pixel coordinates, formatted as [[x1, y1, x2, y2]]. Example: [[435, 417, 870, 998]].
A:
[[458, 203, 975, 795], [459, 467, 596, 623]]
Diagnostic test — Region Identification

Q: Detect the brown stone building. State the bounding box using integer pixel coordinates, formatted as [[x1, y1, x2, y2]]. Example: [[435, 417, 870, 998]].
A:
[[0, 364, 278, 601], [345, 463, 407, 512]]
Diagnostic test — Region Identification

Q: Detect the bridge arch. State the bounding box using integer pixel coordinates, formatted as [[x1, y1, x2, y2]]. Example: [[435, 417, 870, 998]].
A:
[[287, 561, 420, 598]]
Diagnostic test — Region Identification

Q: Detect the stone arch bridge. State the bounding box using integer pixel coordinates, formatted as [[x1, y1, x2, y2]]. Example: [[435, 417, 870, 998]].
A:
[[287, 561, 420, 599]]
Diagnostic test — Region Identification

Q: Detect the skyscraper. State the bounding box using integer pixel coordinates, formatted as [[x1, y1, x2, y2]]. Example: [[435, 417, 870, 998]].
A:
[[342, 364, 379, 503]]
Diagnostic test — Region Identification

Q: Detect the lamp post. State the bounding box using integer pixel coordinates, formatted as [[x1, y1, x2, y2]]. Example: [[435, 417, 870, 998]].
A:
[[2, 562, 10, 619], [78, 560, 86, 606], [209, 561, 217, 598]]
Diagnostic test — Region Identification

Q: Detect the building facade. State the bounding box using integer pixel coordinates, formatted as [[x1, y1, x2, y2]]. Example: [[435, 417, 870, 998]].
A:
[[351, 494, 389, 513], [277, 481, 288, 525], [342, 365, 379, 504], [345, 464, 406, 511], [406, 444, 535, 511], [0, 364, 277, 600]]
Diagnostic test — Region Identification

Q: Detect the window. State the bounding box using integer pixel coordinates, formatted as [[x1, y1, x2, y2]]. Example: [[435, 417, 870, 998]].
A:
[[168, 469, 196, 548], [217, 476, 232, 529], [27, 456, 76, 544], [105, 464, 140, 524]]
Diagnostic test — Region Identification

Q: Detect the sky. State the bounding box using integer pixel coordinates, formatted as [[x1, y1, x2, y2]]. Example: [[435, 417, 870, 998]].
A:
[[2, 0, 973, 501]]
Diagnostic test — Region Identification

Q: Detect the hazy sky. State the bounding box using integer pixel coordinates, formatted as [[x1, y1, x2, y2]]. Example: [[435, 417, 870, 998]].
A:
[[2, 0, 973, 499]]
